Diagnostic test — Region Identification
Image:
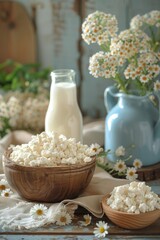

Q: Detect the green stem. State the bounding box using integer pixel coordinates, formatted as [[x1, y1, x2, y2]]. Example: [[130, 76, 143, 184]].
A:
[[149, 26, 156, 43], [100, 43, 110, 52], [114, 74, 128, 93]]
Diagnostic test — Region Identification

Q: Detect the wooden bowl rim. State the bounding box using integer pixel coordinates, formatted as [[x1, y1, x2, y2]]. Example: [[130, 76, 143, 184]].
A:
[[102, 194, 160, 217], [3, 149, 96, 171]]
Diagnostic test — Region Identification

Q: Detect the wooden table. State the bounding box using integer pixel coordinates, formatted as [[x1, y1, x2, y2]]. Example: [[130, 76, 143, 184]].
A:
[[0, 180, 159, 240]]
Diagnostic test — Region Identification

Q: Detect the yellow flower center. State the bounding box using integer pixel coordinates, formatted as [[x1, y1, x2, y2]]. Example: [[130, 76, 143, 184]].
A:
[[0, 185, 6, 191], [135, 162, 139, 167], [99, 227, 105, 233], [118, 164, 123, 169], [4, 192, 9, 197], [36, 209, 43, 216], [60, 216, 66, 223], [93, 147, 97, 152], [129, 171, 134, 176], [85, 218, 90, 225]]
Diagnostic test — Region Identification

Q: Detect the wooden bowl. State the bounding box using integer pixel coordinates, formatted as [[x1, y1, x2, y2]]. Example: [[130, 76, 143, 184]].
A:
[[3, 150, 96, 203], [102, 194, 160, 229]]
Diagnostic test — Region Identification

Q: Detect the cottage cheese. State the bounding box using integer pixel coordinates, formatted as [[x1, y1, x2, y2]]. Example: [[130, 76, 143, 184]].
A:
[[107, 181, 160, 213], [9, 132, 102, 167]]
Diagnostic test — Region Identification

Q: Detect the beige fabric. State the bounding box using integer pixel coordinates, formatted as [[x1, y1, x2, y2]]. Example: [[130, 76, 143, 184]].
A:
[[0, 131, 129, 229], [63, 166, 128, 217]]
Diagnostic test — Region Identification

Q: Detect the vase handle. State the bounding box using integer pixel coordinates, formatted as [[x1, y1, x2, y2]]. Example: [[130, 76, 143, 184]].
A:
[[104, 86, 117, 112]]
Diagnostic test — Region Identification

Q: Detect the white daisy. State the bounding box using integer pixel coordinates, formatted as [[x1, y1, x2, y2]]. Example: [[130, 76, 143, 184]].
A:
[[133, 159, 142, 169], [115, 146, 125, 157], [126, 167, 138, 181], [96, 156, 105, 164], [0, 179, 9, 191], [114, 160, 127, 172], [154, 80, 160, 91], [89, 143, 103, 156], [1, 189, 13, 197], [79, 214, 92, 226], [30, 204, 48, 219], [93, 221, 109, 238], [55, 212, 72, 226]]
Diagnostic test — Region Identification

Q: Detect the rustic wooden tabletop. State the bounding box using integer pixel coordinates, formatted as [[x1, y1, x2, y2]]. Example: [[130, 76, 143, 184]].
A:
[[0, 179, 159, 240]]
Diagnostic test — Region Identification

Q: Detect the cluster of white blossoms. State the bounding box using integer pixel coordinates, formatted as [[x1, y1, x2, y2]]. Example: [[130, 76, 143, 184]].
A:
[[21, 96, 48, 133], [89, 51, 124, 79], [82, 10, 160, 95], [124, 52, 160, 84], [107, 181, 160, 213], [0, 93, 49, 138], [0, 96, 21, 137], [10, 132, 102, 167], [97, 145, 142, 180], [130, 10, 160, 29], [110, 29, 151, 59], [82, 11, 118, 45]]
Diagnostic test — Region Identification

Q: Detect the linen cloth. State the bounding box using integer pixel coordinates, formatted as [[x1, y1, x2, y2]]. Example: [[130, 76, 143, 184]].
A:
[[0, 131, 128, 229]]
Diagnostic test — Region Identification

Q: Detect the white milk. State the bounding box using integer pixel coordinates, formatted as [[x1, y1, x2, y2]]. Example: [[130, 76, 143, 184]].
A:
[[45, 70, 83, 142]]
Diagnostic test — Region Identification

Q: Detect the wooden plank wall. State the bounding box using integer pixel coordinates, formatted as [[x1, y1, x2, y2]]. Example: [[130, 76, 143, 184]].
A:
[[9, 0, 160, 117]]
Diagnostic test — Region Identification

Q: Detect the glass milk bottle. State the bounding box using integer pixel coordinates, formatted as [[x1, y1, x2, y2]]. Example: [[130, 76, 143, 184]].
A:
[[45, 69, 83, 142]]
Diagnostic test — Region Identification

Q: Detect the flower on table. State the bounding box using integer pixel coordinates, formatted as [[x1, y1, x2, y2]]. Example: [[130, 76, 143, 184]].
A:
[[133, 159, 142, 169], [79, 214, 92, 226], [126, 167, 138, 181], [88, 143, 103, 156], [1, 189, 13, 197], [93, 221, 109, 238], [0, 179, 9, 191], [96, 145, 140, 180], [114, 160, 127, 172], [115, 146, 125, 157], [55, 211, 72, 226], [29, 204, 48, 219]]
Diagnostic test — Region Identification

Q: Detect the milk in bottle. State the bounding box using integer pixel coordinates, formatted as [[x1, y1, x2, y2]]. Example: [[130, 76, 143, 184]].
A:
[[45, 69, 83, 142]]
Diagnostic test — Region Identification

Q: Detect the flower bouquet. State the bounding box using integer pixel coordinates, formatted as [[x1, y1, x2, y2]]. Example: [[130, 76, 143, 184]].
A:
[[82, 10, 160, 95]]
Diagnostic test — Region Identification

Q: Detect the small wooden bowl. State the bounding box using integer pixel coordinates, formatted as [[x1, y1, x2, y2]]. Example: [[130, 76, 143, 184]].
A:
[[102, 194, 160, 229], [3, 150, 96, 203]]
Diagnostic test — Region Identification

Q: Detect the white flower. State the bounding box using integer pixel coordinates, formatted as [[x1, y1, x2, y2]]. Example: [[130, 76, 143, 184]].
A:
[[96, 156, 105, 164], [133, 159, 142, 169], [1, 189, 13, 197], [82, 11, 118, 45], [55, 212, 72, 226], [114, 160, 127, 172], [82, 10, 160, 96], [89, 143, 103, 155], [154, 80, 160, 91], [93, 221, 109, 238], [30, 204, 48, 219], [115, 146, 125, 157], [79, 214, 92, 226], [0, 179, 9, 191], [126, 167, 138, 181]]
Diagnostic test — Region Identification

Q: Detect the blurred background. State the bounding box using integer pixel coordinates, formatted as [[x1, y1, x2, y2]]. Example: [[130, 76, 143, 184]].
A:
[[0, 0, 160, 123]]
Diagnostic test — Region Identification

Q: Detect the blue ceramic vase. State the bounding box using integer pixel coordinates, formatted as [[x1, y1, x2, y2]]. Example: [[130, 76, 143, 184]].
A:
[[104, 86, 160, 166]]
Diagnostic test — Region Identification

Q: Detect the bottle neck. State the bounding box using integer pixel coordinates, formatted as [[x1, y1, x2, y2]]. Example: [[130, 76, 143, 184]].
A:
[[50, 69, 76, 84], [49, 69, 78, 106], [50, 81, 78, 105]]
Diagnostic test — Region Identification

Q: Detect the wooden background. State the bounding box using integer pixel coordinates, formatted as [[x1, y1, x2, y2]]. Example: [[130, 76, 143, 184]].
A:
[[1, 0, 160, 118]]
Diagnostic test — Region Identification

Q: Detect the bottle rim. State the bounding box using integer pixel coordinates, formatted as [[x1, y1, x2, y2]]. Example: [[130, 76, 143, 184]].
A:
[[50, 69, 75, 77]]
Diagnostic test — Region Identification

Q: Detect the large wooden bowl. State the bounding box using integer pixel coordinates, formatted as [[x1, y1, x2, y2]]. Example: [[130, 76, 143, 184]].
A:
[[3, 150, 96, 203], [102, 194, 160, 229]]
